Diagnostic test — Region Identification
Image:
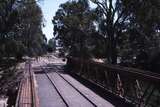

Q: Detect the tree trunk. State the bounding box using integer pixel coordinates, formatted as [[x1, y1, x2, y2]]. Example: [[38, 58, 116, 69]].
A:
[[111, 41, 117, 64], [108, 30, 117, 64]]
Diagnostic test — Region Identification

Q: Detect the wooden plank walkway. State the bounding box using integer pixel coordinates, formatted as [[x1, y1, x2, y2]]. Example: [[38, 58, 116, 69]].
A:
[[15, 61, 39, 107]]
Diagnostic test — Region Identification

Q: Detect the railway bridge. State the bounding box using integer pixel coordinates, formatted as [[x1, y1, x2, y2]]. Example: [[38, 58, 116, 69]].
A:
[[15, 55, 160, 107]]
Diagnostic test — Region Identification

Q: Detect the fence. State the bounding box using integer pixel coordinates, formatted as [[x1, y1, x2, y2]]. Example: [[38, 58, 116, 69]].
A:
[[67, 57, 160, 107]]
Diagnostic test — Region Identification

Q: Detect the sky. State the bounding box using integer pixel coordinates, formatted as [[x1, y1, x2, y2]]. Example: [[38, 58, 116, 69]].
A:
[[39, 0, 67, 40], [39, 0, 96, 41]]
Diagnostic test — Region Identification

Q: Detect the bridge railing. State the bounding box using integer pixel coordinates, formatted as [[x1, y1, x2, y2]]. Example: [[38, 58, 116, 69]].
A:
[[15, 60, 39, 107], [67, 57, 160, 107]]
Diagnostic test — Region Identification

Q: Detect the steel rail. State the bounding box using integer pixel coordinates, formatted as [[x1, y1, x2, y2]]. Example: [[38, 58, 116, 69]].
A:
[[42, 60, 97, 107], [56, 71, 97, 107], [39, 63, 69, 107]]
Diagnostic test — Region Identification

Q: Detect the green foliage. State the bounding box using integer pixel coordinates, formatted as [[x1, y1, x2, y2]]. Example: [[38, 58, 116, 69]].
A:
[[53, 0, 97, 58], [90, 0, 160, 65], [54, 0, 160, 72], [0, 0, 47, 60], [118, 0, 160, 67], [47, 38, 56, 52]]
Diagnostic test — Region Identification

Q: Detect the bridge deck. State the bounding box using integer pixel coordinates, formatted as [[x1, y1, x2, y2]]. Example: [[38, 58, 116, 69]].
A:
[[33, 56, 114, 107], [16, 56, 114, 107]]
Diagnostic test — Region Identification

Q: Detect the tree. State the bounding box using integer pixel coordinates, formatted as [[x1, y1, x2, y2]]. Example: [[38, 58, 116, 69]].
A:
[[53, 0, 96, 58], [47, 38, 56, 52], [116, 0, 160, 68], [90, 0, 133, 64], [0, 0, 47, 59], [90, 0, 160, 65]]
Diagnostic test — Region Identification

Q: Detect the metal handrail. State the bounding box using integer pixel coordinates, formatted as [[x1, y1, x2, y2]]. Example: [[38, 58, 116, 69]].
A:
[[68, 57, 160, 84], [67, 57, 160, 107]]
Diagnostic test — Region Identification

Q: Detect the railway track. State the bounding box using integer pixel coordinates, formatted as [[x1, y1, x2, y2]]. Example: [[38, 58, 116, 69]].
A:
[[40, 65, 69, 107], [16, 57, 114, 107], [39, 61, 97, 107]]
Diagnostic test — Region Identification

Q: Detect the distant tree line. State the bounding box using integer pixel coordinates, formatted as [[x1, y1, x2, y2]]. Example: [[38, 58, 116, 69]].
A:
[[47, 38, 56, 52], [53, 0, 160, 73]]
